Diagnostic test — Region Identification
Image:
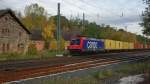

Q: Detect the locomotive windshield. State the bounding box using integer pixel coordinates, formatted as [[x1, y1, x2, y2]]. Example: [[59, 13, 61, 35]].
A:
[[71, 39, 80, 45]]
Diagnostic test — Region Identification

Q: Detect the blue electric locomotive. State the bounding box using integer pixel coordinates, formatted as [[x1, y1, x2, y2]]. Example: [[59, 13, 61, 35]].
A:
[[67, 36, 104, 53]]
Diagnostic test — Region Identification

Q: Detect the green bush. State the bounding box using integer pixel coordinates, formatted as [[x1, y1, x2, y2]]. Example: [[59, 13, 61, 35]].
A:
[[93, 70, 113, 80], [27, 43, 37, 55], [0, 53, 22, 61]]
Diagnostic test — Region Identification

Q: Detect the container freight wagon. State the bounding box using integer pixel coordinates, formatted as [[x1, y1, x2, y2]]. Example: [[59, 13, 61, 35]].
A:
[[115, 41, 123, 49], [144, 44, 148, 49], [104, 40, 133, 50], [148, 44, 150, 48], [134, 43, 144, 49], [128, 42, 134, 49], [104, 39, 116, 50], [68, 36, 150, 54], [122, 42, 129, 49]]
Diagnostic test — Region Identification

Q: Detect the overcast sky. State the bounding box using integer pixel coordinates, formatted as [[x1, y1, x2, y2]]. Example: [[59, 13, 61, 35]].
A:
[[0, 0, 146, 35]]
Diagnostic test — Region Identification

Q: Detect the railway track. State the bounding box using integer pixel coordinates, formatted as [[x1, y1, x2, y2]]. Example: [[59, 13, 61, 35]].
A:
[[0, 51, 150, 83], [0, 51, 141, 71]]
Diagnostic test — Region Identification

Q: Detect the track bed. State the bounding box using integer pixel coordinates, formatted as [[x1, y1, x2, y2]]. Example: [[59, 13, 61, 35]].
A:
[[0, 50, 150, 83]]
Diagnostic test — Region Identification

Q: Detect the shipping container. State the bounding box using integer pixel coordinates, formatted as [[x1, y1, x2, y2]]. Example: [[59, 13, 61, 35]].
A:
[[115, 41, 123, 49], [104, 39, 116, 50], [128, 42, 134, 49], [141, 44, 144, 49], [134, 43, 139, 49], [144, 44, 148, 49], [115, 41, 120, 49], [122, 42, 129, 49], [119, 41, 124, 49], [148, 44, 150, 48], [134, 43, 144, 49]]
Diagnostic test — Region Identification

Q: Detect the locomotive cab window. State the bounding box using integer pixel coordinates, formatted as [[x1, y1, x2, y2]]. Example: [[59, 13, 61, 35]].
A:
[[71, 39, 80, 45]]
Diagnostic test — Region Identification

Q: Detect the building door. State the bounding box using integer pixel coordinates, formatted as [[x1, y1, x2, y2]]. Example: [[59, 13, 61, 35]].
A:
[[7, 43, 9, 52], [2, 43, 5, 53], [2, 43, 9, 53]]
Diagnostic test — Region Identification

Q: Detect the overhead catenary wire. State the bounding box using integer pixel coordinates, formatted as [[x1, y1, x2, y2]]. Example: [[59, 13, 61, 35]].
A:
[[60, 0, 133, 25], [80, 0, 144, 18], [60, 0, 103, 21], [1, 0, 124, 20], [78, 0, 125, 17], [1, 0, 145, 18], [1, 1, 144, 27]]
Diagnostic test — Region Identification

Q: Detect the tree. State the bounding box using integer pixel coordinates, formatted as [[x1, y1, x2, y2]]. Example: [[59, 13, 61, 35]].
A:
[[48, 15, 70, 31], [24, 3, 46, 16], [42, 17, 56, 41], [140, 0, 150, 36], [21, 3, 47, 30], [82, 22, 100, 38], [46, 15, 71, 40]]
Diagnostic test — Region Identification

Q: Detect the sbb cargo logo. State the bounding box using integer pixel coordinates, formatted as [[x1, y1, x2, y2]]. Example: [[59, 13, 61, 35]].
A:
[[87, 41, 98, 49]]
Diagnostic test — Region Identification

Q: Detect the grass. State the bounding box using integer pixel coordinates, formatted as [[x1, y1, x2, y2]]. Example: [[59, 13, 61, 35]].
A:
[[115, 61, 150, 76], [41, 76, 98, 84], [0, 50, 66, 61], [93, 70, 113, 80]]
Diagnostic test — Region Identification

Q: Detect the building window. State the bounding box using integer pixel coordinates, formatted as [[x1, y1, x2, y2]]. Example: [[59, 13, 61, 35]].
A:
[[2, 29, 4, 34], [7, 43, 9, 51], [18, 43, 24, 48], [5, 17, 8, 21], [19, 32, 22, 36], [2, 43, 10, 53], [1, 29, 9, 35]]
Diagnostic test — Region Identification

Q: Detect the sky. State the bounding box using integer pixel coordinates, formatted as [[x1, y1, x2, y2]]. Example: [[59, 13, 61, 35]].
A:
[[0, 0, 146, 35]]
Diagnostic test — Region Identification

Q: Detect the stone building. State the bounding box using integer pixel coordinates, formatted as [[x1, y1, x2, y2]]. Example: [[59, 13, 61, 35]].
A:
[[0, 9, 30, 53]]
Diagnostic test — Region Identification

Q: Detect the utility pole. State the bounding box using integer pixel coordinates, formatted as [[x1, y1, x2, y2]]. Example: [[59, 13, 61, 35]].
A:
[[143, 34, 147, 47], [56, 3, 62, 56], [135, 32, 137, 43], [82, 13, 85, 31], [125, 26, 127, 31]]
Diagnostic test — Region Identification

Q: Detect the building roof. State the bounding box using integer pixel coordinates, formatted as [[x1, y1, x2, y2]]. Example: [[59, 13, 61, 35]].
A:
[[62, 28, 81, 41], [30, 29, 44, 41], [0, 9, 30, 34]]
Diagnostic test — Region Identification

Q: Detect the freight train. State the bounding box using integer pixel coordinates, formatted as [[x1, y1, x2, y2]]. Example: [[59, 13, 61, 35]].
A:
[[67, 36, 150, 54]]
